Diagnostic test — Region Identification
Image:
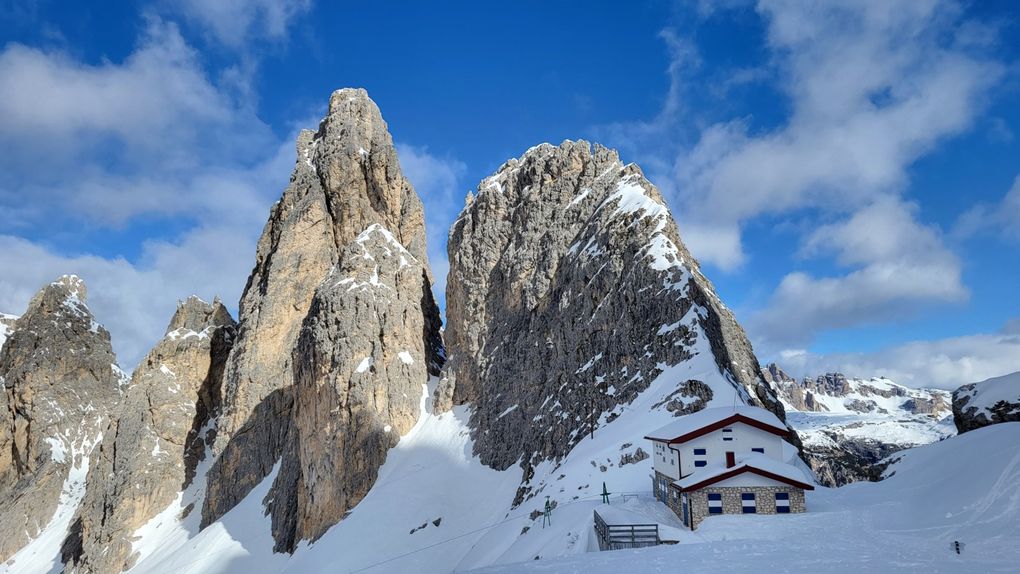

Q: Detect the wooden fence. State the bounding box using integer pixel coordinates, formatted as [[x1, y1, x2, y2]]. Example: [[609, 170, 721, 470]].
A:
[[593, 509, 661, 551]]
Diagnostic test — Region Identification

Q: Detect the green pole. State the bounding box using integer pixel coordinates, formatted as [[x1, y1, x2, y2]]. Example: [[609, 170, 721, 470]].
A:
[[601, 482, 611, 504]]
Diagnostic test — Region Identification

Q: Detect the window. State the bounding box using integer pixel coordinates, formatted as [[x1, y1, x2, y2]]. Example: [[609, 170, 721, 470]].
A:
[[693, 447, 707, 467], [708, 493, 723, 514], [775, 492, 790, 513], [741, 492, 756, 513], [752, 448, 764, 454], [723, 428, 734, 441]]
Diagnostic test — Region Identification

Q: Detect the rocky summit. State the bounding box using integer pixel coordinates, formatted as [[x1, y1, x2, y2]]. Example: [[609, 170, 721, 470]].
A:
[[63, 297, 236, 573], [203, 88, 444, 552], [0, 276, 123, 562], [435, 141, 791, 493]]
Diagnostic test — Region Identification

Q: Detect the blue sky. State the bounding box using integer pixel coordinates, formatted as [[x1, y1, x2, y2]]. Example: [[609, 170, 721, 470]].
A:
[[0, 0, 1018, 388]]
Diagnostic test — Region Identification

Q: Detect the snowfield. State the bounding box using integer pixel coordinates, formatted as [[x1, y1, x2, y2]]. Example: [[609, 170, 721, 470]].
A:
[[4, 346, 1017, 573], [475, 422, 1020, 574], [779, 376, 957, 457]]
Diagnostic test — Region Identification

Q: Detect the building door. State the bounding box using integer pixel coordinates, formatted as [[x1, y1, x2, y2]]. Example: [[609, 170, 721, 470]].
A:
[[681, 493, 689, 526]]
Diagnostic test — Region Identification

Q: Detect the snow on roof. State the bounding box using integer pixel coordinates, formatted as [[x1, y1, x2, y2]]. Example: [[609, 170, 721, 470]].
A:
[[644, 406, 787, 442], [673, 452, 814, 491], [593, 503, 661, 526]]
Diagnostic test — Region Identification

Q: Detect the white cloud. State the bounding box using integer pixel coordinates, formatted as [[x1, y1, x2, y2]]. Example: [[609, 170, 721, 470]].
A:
[[677, 1, 1002, 258], [395, 143, 466, 309], [773, 325, 1020, 390], [604, 0, 1005, 350], [0, 228, 248, 371], [751, 198, 966, 348], [0, 18, 259, 161], [0, 17, 278, 227], [0, 133, 298, 369], [954, 175, 1020, 241], [168, 0, 312, 48], [0, 16, 307, 368]]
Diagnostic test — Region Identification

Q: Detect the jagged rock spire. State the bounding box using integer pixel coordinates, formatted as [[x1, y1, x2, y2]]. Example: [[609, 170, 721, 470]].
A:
[[202, 88, 444, 551], [0, 275, 122, 562], [63, 296, 236, 573]]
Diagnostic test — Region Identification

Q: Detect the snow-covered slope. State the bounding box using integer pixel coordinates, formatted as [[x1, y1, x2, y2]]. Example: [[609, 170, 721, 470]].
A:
[[770, 370, 955, 486], [109, 319, 773, 574], [474, 422, 1020, 574]]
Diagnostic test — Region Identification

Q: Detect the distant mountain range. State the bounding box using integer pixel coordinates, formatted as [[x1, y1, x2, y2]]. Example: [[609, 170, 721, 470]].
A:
[[763, 364, 955, 486]]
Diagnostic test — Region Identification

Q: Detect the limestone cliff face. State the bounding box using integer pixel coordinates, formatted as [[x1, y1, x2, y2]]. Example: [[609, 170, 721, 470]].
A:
[[202, 88, 443, 550], [0, 276, 122, 562], [270, 225, 440, 551], [436, 141, 789, 478], [64, 297, 235, 574]]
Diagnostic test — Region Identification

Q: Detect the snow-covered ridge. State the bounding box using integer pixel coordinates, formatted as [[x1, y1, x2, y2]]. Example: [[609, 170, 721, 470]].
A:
[[953, 371, 1020, 433], [954, 371, 1020, 416]]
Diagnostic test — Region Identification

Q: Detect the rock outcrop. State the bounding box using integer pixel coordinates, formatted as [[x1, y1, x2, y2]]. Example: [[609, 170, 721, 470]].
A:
[[64, 297, 235, 573], [436, 141, 790, 481], [0, 276, 123, 562], [0, 313, 16, 352], [953, 372, 1020, 433], [202, 88, 443, 552]]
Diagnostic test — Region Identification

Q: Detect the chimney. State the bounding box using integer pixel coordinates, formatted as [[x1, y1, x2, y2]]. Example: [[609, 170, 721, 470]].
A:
[[726, 452, 735, 468]]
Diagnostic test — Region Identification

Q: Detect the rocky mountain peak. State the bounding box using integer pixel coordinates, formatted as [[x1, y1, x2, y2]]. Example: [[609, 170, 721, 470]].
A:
[[64, 296, 236, 574], [203, 88, 443, 552], [762, 362, 795, 384], [0, 275, 121, 562], [24, 274, 93, 323], [437, 140, 790, 491], [166, 295, 233, 334]]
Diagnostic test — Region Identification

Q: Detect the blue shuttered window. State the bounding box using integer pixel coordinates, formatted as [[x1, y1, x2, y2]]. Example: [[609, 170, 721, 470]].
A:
[[776, 492, 790, 513], [741, 492, 756, 513], [707, 493, 723, 514]]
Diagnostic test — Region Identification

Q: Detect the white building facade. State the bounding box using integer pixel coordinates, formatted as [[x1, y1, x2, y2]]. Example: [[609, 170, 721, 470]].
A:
[[646, 406, 814, 529]]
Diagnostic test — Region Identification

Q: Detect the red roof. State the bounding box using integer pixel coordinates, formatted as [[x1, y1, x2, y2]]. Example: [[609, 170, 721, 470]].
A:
[[676, 464, 815, 492], [643, 412, 789, 445]]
